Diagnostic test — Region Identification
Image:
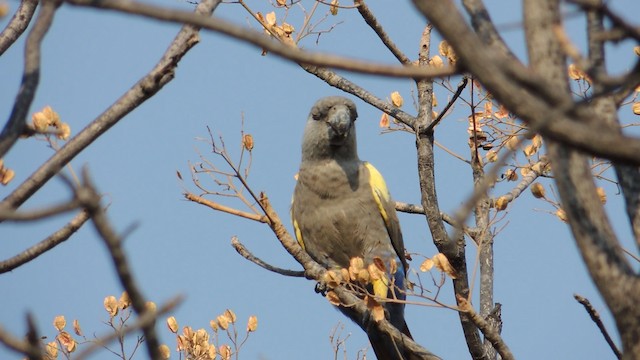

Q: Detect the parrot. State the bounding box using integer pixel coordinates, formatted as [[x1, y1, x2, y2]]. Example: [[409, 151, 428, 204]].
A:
[[291, 96, 413, 360]]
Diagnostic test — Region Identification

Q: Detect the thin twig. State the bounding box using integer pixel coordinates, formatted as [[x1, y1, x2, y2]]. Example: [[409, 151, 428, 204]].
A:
[[0, 199, 81, 221], [231, 236, 304, 277], [355, 0, 411, 64], [184, 192, 268, 223], [0, 210, 90, 274], [457, 295, 514, 360], [425, 76, 468, 134], [75, 296, 184, 360], [574, 294, 622, 359]]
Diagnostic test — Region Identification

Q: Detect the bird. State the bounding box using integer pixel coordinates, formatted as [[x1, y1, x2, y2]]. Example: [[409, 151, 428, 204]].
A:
[[291, 96, 413, 360]]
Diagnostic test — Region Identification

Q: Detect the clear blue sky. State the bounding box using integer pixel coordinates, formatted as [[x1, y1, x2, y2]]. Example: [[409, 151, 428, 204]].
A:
[[1, 0, 639, 359]]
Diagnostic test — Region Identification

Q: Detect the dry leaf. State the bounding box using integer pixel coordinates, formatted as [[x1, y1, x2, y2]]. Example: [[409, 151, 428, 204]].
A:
[[224, 309, 236, 323], [323, 269, 342, 287], [0, 3, 10, 18], [495, 196, 509, 211], [57, 122, 71, 140], [73, 319, 83, 336], [56, 331, 76, 352], [596, 187, 607, 204], [530, 182, 546, 198], [505, 136, 519, 150], [104, 296, 118, 317], [429, 55, 444, 68], [523, 144, 537, 157], [494, 105, 509, 119], [634, 46, 640, 57], [167, 316, 179, 334], [0, 168, 15, 185], [217, 314, 229, 330], [45, 341, 58, 359], [281, 22, 294, 35], [349, 257, 365, 281], [390, 91, 404, 107], [118, 291, 131, 310], [556, 208, 568, 222], [632, 102, 640, 115], [326, 290, 341, 306], [159, 344, 171, 360], [568, 63, 583, 80], [242, 134, 254, 151], [146, 301, 157, 313], [330, 0, 339, 15], [504, 168, 518, 181], [53, 316, 66, 331], [486, 150, 498, 163], [276, 0, 287, 6], [210, 319, 219, 332], [219, 345, 232, 360], [419, 258, 434, 272], [247, 315, 258, 332], [379, 113, 389, 128], [432, 253, 457, 279], [265, 12, 276, 27]]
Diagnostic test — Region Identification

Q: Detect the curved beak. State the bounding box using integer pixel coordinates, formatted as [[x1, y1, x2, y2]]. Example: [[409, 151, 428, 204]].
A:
[[327, 106, 352, 139]]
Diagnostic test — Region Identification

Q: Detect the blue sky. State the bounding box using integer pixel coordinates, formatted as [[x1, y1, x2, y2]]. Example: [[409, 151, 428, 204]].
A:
[[1, 0, 639, 359]]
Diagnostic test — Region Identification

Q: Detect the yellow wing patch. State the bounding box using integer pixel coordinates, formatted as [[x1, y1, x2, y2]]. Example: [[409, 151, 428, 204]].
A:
[[364, 162, 391, 228], [290, 196, 305, 250]]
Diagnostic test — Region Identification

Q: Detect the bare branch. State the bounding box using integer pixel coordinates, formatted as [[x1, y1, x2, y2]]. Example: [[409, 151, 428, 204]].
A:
[[78, 168, 163, 360], [412, 0, 640, 166], [0, 0, 221, 213], [231, 236, 305, 277], [355, 0, 411, 65], [0, 0, 59, 159], [425, 76, 468, 134], [302, 65, 417, 128], [184, 192, 268, 223], [457, 296, 514, 360], [489, 157, 549, 208], [0, 210, 90, 274], [574, 294, 622, 360], [0, 199, 81, 221], [62, 0, 455, 79], [0, 0, 39, 55]]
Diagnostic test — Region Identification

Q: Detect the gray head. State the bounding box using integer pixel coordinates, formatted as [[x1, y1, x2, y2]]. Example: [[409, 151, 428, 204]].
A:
[[301, 96, 359, 162]]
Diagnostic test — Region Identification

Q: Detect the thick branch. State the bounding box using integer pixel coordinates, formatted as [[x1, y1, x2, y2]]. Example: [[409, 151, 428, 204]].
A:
[[64, 0, 454, 79], [79, 169, 162, 360], [0, 0, 220, 213], [412, 0, 640, 166], [414, 25, 487, 360], [0, 210, 90, 274], [523, 1, 640, 358], [0, 0, 59, 159], [457, 296, 514, 360], [461, 0, 513, 58], [0, 0, 39, 55], [302, 65, 417, 128]]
